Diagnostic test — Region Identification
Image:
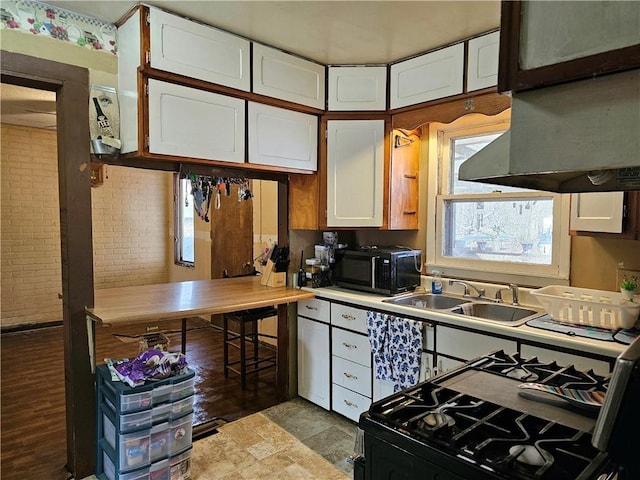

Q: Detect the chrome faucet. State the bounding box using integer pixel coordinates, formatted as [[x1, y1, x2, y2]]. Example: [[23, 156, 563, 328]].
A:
[[448, 280, 485, 299], [495, 283, 520, 305]]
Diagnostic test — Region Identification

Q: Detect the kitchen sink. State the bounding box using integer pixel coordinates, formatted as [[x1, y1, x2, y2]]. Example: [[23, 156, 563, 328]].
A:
[[383, 293, 470, 310], [450, 302, 544, 325]]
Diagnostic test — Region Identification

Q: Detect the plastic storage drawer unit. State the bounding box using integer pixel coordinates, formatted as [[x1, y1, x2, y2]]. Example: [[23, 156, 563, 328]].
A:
[[100, 445, 192, 480], [168, 413, 193, 455]]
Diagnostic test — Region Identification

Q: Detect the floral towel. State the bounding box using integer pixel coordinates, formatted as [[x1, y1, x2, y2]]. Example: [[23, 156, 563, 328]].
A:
[[367, 311, 423, 392]]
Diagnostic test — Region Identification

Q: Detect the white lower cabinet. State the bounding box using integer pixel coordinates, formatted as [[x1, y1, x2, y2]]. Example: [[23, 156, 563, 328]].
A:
[[147, 79, 245, 162], [437, 355, 465, 374], [297, 314, 330, 410], [436, 325, 518, 361], [520, 344, 611, 376], [332, 384, 370, 423]]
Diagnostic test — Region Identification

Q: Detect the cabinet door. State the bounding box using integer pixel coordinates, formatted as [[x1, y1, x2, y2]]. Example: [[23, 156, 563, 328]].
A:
[[328, 66, 387, 111], [570, 192, 624, 233], [436, 326, 517, 361], [326, 120, 385, 227], [332, 384, 370, 422], [252, 44, 325, 109], [297, 316, 330, 410], [147, 79, 245, 162], [390, 43, 464, 109], [297, 298, 330, 323], [437, 355, 465, 374], [466, 31, 499, 92], [149, 7, 250, 91], [247, 102, 317, 171], [520, 345, 611, 376]]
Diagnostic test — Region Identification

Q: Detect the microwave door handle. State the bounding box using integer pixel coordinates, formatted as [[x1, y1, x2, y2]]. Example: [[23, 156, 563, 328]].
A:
[[371, 256, 378, 289]]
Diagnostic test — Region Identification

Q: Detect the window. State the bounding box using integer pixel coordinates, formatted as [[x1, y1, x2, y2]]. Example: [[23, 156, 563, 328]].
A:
[[174, 175, 195, 266], [426, 112, 570, 286]]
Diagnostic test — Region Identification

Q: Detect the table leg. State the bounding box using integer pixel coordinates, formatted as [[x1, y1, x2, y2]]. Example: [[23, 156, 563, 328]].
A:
[[181, 318, 187, 355], [276, 303, 289, 401]]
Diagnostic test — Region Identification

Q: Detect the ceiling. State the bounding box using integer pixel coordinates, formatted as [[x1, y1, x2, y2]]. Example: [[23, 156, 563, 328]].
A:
[[2, 1, 500, 129]]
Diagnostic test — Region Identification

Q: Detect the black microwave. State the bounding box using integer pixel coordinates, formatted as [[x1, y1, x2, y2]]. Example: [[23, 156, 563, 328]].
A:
[[333, 247, 421, 295]]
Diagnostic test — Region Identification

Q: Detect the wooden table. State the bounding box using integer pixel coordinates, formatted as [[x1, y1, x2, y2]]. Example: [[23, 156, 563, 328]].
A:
[[86, 276, 313, 400]]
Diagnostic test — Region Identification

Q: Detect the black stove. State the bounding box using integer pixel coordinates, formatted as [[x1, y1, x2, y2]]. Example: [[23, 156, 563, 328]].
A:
[[359, 351, 613, 480]]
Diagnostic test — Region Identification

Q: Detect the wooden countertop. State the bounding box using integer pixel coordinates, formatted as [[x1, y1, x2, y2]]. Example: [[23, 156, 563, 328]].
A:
[[86, 276, 314, 325]]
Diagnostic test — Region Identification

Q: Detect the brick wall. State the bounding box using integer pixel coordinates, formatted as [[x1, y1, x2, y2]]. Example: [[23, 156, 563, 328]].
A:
[[1, 123, 171, 328]]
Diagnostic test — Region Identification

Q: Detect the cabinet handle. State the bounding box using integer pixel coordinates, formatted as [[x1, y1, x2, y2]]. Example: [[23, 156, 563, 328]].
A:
[[343, 372, 358, 380], [305, 305, 318, 310], [342, 342, 357, 350], [344, 399, 358, 408], [403, 211, 417, 215], [403, 174, 417, 179], [342, 313, 356, 321]]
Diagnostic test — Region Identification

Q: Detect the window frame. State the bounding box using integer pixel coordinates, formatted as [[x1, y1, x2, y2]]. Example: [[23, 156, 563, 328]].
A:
[[173, 174, 195, 268], [425, 112, 571, 287]]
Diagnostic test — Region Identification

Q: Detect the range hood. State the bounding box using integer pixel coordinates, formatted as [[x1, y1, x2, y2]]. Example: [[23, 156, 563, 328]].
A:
[[459, 69, 640, 193]]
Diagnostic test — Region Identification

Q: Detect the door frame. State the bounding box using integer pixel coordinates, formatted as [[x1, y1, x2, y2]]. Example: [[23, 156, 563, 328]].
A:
[[1, 51, 95, 479]]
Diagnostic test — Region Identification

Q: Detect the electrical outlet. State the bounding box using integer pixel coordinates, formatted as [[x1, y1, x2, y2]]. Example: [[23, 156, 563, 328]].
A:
[[617, 268, 640, 291]]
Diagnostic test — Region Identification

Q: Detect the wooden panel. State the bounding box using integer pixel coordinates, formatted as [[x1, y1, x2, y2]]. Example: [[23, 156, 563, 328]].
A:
[[389, 128, 421, 230], [288, 173, 320, 230]]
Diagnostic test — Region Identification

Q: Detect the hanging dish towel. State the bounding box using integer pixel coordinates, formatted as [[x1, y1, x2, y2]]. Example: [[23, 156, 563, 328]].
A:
[[367, 311, 423, 392]]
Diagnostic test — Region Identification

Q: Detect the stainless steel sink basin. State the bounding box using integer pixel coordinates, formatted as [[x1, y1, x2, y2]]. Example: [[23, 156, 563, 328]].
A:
[[450, 302, 544, 324], [383, 293, 469, 310]]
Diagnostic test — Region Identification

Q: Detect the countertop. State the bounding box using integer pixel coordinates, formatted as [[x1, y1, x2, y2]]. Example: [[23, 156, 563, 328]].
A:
[[302, 285, 627, 359], [87, 276, 314, 324]]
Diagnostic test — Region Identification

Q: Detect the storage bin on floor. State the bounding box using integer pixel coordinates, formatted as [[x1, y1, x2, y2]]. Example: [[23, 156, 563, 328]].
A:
[[101, 446, 191, 480]]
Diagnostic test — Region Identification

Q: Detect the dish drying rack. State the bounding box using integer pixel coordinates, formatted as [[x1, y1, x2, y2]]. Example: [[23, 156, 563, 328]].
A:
[[532, 285, 640, 330]]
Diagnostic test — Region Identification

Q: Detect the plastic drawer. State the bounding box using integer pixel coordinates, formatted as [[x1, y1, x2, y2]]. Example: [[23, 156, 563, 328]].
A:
[[170, 376, 195, 402], [102, 449, 170, 480], [102, 379, 153, 414], [152, 384, 172, 406], [168, 413, 193, 455], [102, 416, 170, 471], [169, 448, 191, 480]]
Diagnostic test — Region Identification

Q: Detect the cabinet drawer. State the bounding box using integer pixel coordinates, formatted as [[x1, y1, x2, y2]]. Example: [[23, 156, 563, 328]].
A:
[[436, 326, 517, 361], [332, 328, 371, 367], [332, 384, 371, 423], [297, 298, 330, 323], [331, 304, 368, 334], [332, 356, 371, 397]]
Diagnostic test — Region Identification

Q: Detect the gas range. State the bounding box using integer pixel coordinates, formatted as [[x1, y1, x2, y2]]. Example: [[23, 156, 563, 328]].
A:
[[359, 351, 614, 480]]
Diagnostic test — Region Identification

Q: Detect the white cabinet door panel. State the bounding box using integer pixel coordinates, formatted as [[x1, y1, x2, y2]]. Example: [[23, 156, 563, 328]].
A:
[[372, 378, 395, 402], [148, 79, 245, 162], [248, 102, 317, 171], [570, 192, 624, 233], [328, 66, 387, 111], [332, 328, 371, 368], [436, 325, 517, 361], [467, 31, 500, 91], [297, 317, 330, 410], [297, 298, 330, 323], [327, 120, 384, 227], [437, 355, 465, 374], [149, 7, 250, 91], [253, 44, 325, 109], [390, 43, 464, 109], [332, 356, 372, 397], [332, 384, 370, 422], [520, 345, 611, 376], [117, 8, 141, 154]]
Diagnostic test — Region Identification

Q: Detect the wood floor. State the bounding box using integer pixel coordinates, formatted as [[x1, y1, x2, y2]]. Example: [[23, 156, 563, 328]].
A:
[[0, 317, 281, 480]]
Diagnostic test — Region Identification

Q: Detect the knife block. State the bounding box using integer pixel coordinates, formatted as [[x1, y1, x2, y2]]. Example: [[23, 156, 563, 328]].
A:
[[260, 260, 286, 287]]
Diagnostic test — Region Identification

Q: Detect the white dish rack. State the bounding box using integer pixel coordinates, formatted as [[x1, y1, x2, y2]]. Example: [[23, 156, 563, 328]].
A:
[[531, 285, 640, 330]]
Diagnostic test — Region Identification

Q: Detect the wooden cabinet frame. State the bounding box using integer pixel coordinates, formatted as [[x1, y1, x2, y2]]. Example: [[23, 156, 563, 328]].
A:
[[498, 0, 640, 92]]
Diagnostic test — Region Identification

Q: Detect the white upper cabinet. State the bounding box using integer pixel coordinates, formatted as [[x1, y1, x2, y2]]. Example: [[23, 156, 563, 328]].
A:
[[390, 43, 464, 109], [570, 192, 625, 233], [148, 7, 250, 91], [466, 31, 500, 91], [147, 79, 245, 162], [252, 44, 325, 109], [248, 102, 318, 171], [326, 120, 385, 227], [327, 66, 387, 111]]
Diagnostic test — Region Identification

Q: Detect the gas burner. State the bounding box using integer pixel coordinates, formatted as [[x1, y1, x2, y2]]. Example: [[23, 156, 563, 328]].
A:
[[509, 444, 547, 467]]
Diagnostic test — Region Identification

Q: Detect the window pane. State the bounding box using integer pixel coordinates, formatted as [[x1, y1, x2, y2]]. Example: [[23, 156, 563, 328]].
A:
[[451, 134, 531, 194], [179, 178, 195, 264], [443, 197, 554, 265]]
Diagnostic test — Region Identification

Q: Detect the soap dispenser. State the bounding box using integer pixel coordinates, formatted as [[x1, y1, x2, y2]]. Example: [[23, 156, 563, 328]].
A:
[[431, 270, 443, 294]]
